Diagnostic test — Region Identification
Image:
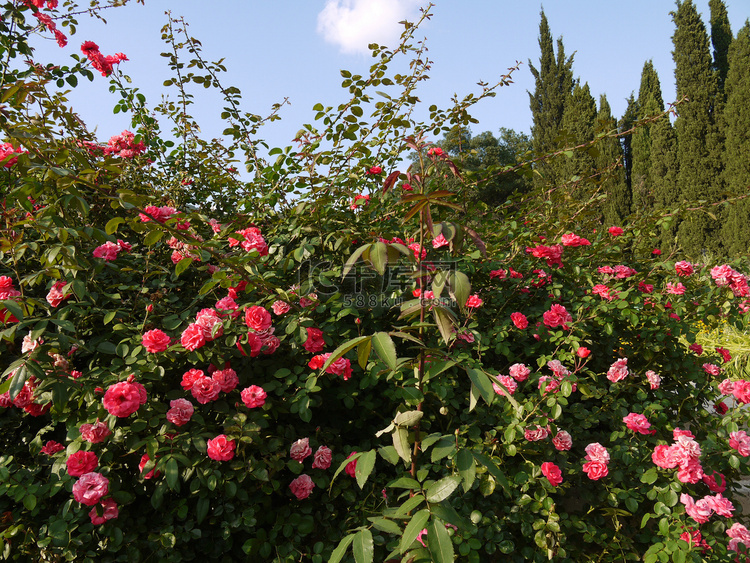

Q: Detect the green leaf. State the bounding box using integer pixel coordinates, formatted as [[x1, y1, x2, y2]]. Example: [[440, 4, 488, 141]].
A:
[[352, 529, 374, 563], [432, 307, 455, 346], [357, 339, 372, 370], [386, 477, 421, 490], [1, 299, 24, 321], [368, 241, 388, 276], [640, 468, 658, 485], [330, 452, 362, 488], [466, 369, 494, 406], [371, 332, 397, 371], [165, 458, 179, 491], [393, 427, 411, 463], [196, 496, 209, 524], [471, 452, 510, 496], [427, 519, 455, 563], [393, 494, 424, 517], [322, 335, 371, 373], [355, 450, 376, 489], [342, 243, 372, 278], [328, 533, 355, 563], [456, 449, 476, 492], [8, 365, 28, 401], [144, 229, 164, 246], [23, 494, 36, 511], [430, 501, 475, 532], [378, 446, 400, 465], [175, 257, 193, 277], [393, 410, 423, 427], [448, 271, 471, 309], [399, 509, 430, 554], [430, 437, 455, 463], [425, 475, 460, 503], [105, 217, 125, 234], [368, 517, 402, 535]]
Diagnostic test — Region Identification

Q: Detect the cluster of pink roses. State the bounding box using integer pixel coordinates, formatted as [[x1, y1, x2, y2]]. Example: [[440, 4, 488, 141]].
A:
[[228, 227, 268, 256], [80, 41, 127, 77], [237, 305, 280, 356], [591, 284, 618, 301], [652, 428, 704, 484], [308, 353, 353, 380], [560, 233, 590, 247], [527, 244, 563, 268], [542, 304, 572, 329], [287, 438, 333, 500], [181, 308, 225, 352], [718, 378, 750, 406], [102, 130, 145, 158], [0, 142, 26, 168], [181, 365, 238, 405], [138, 205, 176, 223], [92, 239, 131, 261], [538, 360, 576, 395], [680, 491, 734, 524], [598, 264, 637, 279], [711, 264, 749, 297], [582, 443, 609, 480]]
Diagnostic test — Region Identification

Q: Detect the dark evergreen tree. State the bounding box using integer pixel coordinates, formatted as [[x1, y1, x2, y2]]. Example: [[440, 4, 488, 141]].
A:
[[631, 61, 665, 213], [618, 93, 638, 196], [709, 0, 733, 93], [672, 0, 723, 258], [721, 21, 750, 256], [596, 94, 630, 226], [528, 10, 574, 190], [559, 81, 597, 183], [651, 112, 680, 251]]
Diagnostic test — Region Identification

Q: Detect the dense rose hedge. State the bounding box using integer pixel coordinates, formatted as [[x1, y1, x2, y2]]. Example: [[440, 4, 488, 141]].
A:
[[1, 2, 750, 562]]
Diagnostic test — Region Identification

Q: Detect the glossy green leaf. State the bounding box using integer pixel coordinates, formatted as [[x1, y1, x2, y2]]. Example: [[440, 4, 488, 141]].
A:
[[329, 533, 355, 563], [355, 449, 376, 489], [399, 509, 430, 554], [427, 519, 454, 563], [393, 427, 411, 463], [425, 475, 460, 503], [352, 528, 373, 563], [456, 449, 476, 492], [371, 332, 397, 370]]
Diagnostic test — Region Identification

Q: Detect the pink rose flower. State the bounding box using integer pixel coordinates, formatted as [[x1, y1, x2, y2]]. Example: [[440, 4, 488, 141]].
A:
[[190, 376, 221, 404], [542, 304, 572, 329], [180, 368, 204, 391], [645, 370, 661, 389], [608, 226, 623, 237], [166, 398, 194, 426], [716, 347, 732, 363], [702, 363, 721, 376], [585, 443, 610, 464], [289, 474, 315, 500], [675, 261, 694, 277], [271, 300, 291, 315], [492, 375, 517, 397], [41, 440, 65, 455], [142, 329, 170, 353], [582, 460, 608, 480], [681, 493, 712, 524], [541, 462, 563, 486], [92, 241, 121, 261], [303, 327, 326, 354], [290, 438, 312, 462], [623, 412, 653, 435], [102, 381, 146, 418], [553, 431, 572, 451], [705, 493, 734, 517], [560, 233, 590, 247], [181, 323, 206, 352], [577, 347, 591, 358], [524, 426, 549, 442], [138, 454, 161, 479], [207, 434, 236, 461], [89, 497, 118, 525], [312, 446, 332, 469], [703, 471, 727, 493], [465, 294, 483, 308], [72, 472, 109, 506], [607, 358, 629, 382], [509, 363, 530, 382], [196, 310, 223, 341], [80, 420, 111, 443], [244, 305, 272, 332], [345, 452, 358, 478], [207, 435, 236, 461], [718, 378, 735, 395], [212, 368, 238, 393], [510, 312, 528, 329], [241, 385, 266, 408], [67, 451, 98, 477], [730, 431, 750, 457], [46, 281, 69, 308]]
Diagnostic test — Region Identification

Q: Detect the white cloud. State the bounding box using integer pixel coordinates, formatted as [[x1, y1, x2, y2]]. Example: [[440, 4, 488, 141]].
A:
[[317, 0, 422, 55]]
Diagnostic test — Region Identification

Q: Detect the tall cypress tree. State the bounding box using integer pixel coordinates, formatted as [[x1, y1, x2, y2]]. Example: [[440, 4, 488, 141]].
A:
[[559, 81, 597, 182], [528, 10, 574, 190], [672, 0, 723, 258], [709, 0, 732, 93], [631, 61, 666, 213], [721, 21, 750, 255], [651, 113, 680, 251], [619, 93, 638, 197], [596, 94, 630, 226]]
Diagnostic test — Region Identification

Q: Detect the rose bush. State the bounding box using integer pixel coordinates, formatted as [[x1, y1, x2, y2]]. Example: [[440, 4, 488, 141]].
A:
[[1, 2, 750, 563]]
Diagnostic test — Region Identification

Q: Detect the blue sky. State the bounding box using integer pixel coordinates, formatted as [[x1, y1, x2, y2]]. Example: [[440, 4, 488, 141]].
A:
[[28, 0, 749, 153]]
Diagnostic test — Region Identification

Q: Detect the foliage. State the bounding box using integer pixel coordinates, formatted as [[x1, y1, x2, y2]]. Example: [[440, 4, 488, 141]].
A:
[[2, 2, 750, 563]]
